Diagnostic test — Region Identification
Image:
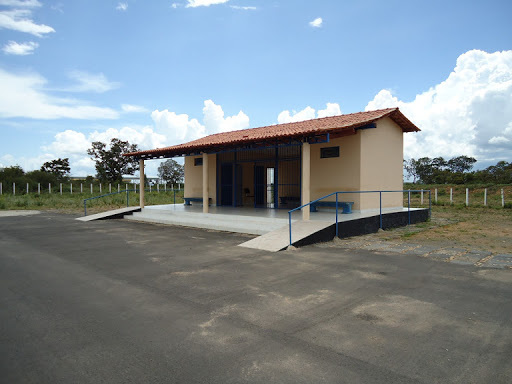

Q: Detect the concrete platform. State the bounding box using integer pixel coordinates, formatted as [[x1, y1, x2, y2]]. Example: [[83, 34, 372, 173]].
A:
[[125, 205, 292, 235], [76, 206, 141, 222], [124, 204, 428, 252]]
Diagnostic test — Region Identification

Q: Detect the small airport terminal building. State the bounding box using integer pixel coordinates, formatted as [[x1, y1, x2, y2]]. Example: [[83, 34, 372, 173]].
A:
[[126, 107, 420, 220]]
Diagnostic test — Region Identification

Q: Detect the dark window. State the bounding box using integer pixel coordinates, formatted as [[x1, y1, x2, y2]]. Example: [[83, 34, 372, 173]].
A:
[[194, 157, 203, 166], [320, 146, 340, 159]]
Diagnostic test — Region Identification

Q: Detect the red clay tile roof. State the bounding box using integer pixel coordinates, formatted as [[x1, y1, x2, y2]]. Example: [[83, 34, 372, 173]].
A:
[[125, 107, 419, 159]]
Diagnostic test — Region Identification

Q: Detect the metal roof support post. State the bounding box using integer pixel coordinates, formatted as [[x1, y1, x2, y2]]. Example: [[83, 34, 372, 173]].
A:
[[139, 158, 145, 208], [203, 152, 209, 213], [301, 141, 311, 221]]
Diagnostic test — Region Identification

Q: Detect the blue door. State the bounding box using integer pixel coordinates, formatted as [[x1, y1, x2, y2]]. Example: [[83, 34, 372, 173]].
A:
[[220, 163, 233, 206], [254, 165, 265, 206]]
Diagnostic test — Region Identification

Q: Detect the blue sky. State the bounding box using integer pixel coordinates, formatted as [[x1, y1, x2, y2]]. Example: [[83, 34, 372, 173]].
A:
[[1, 0, 511, 177]]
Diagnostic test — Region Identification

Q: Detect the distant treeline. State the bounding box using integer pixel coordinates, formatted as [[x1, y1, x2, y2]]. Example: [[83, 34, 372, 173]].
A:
[[0, 159, 70, 191], [404, 156, 511, 185]]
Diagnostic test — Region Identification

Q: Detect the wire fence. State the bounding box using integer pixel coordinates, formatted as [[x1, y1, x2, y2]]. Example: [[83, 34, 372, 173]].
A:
[[0, 182, 183, 196], [404, 186, 510, 208]]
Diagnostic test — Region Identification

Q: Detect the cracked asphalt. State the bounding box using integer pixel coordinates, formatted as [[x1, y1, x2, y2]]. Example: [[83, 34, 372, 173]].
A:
[[1, 211, 511, 383]]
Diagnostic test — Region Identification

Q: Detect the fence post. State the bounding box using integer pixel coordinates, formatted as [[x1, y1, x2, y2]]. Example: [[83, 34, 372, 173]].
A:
[[465, 188, 469, 206], [157, 183, 160, 193], [408, 190, 411, 225], [0, 182, 2, 195], [450, 188, 453, 204], [379, 191, 382, 229], [429, 190, 432, 219], [435, 188, 438, 203], [13, 182, 15, 196], [502, 189, 505, 208], [26, 182, 29, 194], [125, 184, 128, 191], [118, 184, 120, 193], [70, 184, 73, 194], [81, 183, 83, 193], [60, 183, 62, 195], [38, 183, 40, 195], [99, 184, 102, 194], [484, 188, 487, 206], [49, 183, 51, 194], [90, 183, 93, 194], [150, 184, 152, 193], [164, 183, 167, 192], [421, 190, 424, 205]]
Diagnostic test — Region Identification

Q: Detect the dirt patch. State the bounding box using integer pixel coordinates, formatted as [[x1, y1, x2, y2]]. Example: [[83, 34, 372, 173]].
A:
[[350, 206, 512, 254]]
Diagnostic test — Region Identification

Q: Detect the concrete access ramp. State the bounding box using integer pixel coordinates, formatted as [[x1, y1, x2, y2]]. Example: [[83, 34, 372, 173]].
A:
[[239, 220, 333, 252], [76, 206, 141, 222]]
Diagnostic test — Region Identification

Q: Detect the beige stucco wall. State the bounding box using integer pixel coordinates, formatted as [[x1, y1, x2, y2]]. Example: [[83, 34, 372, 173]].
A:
[[310, 133, 362, 209], [184, 154, 217, 204], [309, 116, 404, 211], [359, 117, 403, 210]]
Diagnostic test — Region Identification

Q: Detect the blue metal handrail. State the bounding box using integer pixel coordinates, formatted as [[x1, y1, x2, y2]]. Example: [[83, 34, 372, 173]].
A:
[[83, 188, 180, 216], [288, 189, 431, 246]]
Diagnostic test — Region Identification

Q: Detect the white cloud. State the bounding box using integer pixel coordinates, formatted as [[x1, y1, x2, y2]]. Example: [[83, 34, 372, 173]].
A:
[[0, 68, 119, 119], [230, 5, 256, 10], [202, 99, 249, 134], [151, 109, 206, 142], [278, 106, 316, 124], [171, 3, 179, 9], [186, 0, 229, 8], [0, 9, 55, 36], [317, 102, 342, 118], [89, 126, 167, 151], [41, 130, 90, 155], [0, 0, 41, 7], [65, 71, 120, 93], [151, 99, 250, 146], [488, 136, 509, 144], [366, 49, 512, 163], [116, 2, 127, 11], [2, 40, 38, 55], [309, 17, 322, 28], [122, 104, 148, 113], [277, 103, 341, 123]]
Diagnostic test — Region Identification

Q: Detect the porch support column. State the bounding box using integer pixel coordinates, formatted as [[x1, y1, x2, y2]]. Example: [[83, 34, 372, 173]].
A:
[[139, 158, 145, 208], [302, 141, 311, 220], [202, 152, 209, 213]]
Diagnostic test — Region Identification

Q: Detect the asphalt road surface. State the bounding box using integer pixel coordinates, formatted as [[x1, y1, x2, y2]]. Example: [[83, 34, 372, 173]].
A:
[[1, 212, 511, 383]]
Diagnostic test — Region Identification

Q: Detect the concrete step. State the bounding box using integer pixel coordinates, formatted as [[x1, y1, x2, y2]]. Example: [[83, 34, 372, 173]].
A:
[[125, 208, 291, 235], [239, 220, 333, 252], [76, 207, 141, 222]]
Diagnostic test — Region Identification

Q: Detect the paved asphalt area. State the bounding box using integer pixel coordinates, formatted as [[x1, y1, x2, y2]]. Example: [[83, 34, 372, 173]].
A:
[[1, 212, 511, 383]]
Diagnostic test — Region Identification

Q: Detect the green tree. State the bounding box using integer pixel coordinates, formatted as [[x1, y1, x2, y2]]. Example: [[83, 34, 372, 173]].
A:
[[157, 159, 184, 184], [447, 155, 477, 174], [40, 158, 71, 181], [87, 138, 139, 183]]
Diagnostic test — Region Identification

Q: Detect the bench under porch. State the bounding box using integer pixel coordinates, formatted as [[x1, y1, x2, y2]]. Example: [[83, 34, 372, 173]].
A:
[[184, 197, 212, 206], [310, 201, 354, 214]]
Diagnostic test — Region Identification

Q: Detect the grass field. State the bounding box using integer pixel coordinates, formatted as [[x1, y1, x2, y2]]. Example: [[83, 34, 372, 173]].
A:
[[0, 190, 184, 215]]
